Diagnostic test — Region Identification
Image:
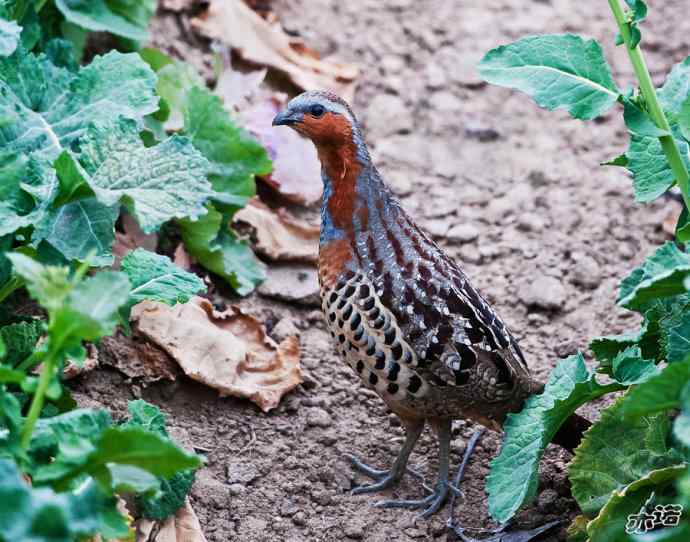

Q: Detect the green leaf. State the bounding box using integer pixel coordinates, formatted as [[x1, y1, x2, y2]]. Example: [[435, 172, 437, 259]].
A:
[[478, 34, 619, 120], [610, 345, 659, 385], [627, 133, 690, 203], [75, 118, 213, 233], [678, 96, 690, 141], [666, 318, 690, 364], [658, 57, 690, 121], [0, 458, 128, 542], [6, 252, 72, 312], [0, 319, 43, 366], [615, 0, 648, 49], [586, 465, 686, 542], [54, 0, 152, 41], [601, 153, 629, 167], [0, 17, 20, 57], [673, 382, 690, 447], [590, 316, 660, 365], [570, 395, 684, 516], [675, 207, 690, 243], [156, 57, 205, 131], [120, 248, 205, 315], [0, 48, 158, 161], [32, 198, 119, 266], [619, 358, 690, 419], [183, 86, 272, 210], [623, 99, 669, 137], [107, 464, 159, 494], [486, 352, 620, 523], [179, 205, 266, 295], [618, 243, 690, 310], [0, 386, 24, 460]]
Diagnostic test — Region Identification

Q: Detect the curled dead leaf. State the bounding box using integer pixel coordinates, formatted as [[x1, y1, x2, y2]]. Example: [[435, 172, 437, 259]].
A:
[[191, 0, 358, 101], [136, 498, 207, 542], [99, 332, 180, 384], [131, 297, 302, 412], [234, 197, 319, 264], [240, 96, 322, 205]]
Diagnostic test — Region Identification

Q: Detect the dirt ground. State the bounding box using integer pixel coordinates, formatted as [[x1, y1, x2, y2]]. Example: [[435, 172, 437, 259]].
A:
[[70, 1, 690, 541]]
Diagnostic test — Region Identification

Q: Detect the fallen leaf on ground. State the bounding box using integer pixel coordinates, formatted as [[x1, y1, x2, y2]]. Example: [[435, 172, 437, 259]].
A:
[[233, 197, 319, 263], [136, 498, 207, 542], [99, 332, 180, 384], [240, 96, 322, 205], [112, 213, 159, 268], [257, 265, 320, 307], [131, 297, 302, 412], [215, 62, 268, 111], [191, 0, 358, 101], [662, 198, 683, 237], [63, 344, 99, 380]]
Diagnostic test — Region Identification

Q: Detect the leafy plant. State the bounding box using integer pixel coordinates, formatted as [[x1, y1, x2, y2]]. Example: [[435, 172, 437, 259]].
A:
[[0, 251, 204, 541], [480, 0, 690, 538]]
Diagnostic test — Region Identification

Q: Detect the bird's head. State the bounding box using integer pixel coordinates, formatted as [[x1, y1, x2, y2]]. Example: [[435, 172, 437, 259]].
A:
[[272, 90, 360, 149]]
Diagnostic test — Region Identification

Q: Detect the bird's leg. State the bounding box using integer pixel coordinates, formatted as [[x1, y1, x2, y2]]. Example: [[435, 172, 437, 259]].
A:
[[374, 418, 456, 518], [347, 418, 425, 494]]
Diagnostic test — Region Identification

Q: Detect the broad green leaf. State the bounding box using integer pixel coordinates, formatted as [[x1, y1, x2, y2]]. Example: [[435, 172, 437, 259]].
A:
[[123, 399, 167, 436], [6, 252, 72, 312], [107, 464, 159, 494], [120, 248, 205, 314], [666, 318, 690, 364], [623, 100, 669, 137], [487, 352, 620, 523], [0, 459, 128, 542], [32, 198, 119, 266], [586, 465, 686, 542], [0, 17, 20, 56], [610, 345, 659, 385], [51, 270, 130, 345], [0, 48, 158, 161], [479, 34, 619, 120], [54, 0, 152, 41], [75, 118, 213, 233], [570, 395, 684, 515], [0, 386, 24, 460], [658, 57, 690, 121], [673, 382, 690, 447], [156, 57, 205, 131], [618, 243, 690, 310], [619, 358, 690, 419], [183, 86, 272, 209], [679, 96, 690, 142], [590, 316, 660, 366], [179, 205, 266, 295], [676, 206, 690, 243], [0, 319, 43, 366], [601, 153, 628, 167], [627, 133, 690, 203], [31, 408, 112, 454]]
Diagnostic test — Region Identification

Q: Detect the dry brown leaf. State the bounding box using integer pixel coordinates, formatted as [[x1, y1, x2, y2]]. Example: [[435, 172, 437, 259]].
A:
[[136, 498, 207, 542], [241, 96, 322, 205], [257, 264, 320, 307], [192, 0, 358, 101], [99, 332, 180, 383], [131, 297, 302, 412], [112, 213, 158, 269], [215, 64, 267, 110], [234, 197, 319, 264]]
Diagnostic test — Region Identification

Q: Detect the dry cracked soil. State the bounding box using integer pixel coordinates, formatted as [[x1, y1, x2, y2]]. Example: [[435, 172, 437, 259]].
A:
[[70, 1, 690, 541]]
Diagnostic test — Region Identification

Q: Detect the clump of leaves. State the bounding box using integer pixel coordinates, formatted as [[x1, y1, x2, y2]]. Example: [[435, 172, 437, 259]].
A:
[[480, 0, 690, 537], [0, 250, 205, 541]]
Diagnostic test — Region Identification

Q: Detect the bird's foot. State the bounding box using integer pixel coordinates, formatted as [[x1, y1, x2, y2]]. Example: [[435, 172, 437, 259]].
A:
[[374, 479, 460, 518], [344, 453, 425, 494]]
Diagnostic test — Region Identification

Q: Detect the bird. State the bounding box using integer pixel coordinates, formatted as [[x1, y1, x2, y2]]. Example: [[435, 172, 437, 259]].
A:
[[272, 90, 590, 518]]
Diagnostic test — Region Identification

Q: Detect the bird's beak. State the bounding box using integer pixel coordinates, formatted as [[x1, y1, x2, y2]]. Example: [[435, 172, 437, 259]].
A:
[[272, 109, 302, 127]]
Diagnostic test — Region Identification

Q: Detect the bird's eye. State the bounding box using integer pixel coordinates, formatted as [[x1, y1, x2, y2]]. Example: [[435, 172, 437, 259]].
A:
[[309, 104, 326, 118]]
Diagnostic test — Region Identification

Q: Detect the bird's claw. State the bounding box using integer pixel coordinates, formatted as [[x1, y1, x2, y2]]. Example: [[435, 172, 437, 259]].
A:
[[373, 480, 453, 519]]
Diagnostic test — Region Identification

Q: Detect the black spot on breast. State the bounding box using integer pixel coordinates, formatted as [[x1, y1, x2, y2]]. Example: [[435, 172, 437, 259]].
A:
[[342, 304, 353, 320], [344, 285, 356, 298], [338, 334, 346, 344], [384, 328, 396, 345], [372, 315, 386, 329], [359, 284, 370, 298], [356, 360, 364, 373], [337, 298, 347, 310], [350, 313, 362, 330], [374, 351, 386, 370], [369, 306, 380, 319], [387, 382, 399, 394], [388, 362, 400, 381], [456, 343, 477, 369], [337, 319, 344, 328], [353, 327, 364, 341], [366, 344, 376, 356], [329, 292, 337, 304], [329, 312, 336, 322], [362, 297, 375, 311], [391, 343, 403, 360], [369, 372, 379, 386], [408, 374, 422, 393]]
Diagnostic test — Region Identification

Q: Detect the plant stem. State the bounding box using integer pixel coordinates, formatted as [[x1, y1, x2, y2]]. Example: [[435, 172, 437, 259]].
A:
[[20, 346, 57, 449], [608, 0, 690, 211], [0, 276, 24, 305]]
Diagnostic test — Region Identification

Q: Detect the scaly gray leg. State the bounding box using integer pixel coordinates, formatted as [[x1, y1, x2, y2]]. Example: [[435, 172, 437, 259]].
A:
[[346, 418, 425, 493], [374, 418, 458, 518]]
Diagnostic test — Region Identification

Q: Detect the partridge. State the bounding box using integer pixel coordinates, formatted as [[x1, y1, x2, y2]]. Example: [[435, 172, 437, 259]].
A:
[[272, 91, 588, 518]]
